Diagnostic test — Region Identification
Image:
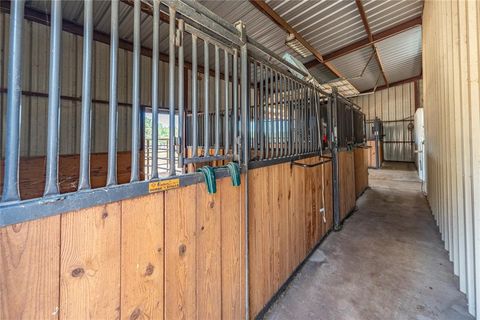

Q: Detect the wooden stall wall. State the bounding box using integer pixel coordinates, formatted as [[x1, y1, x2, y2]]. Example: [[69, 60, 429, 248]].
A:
[[0, 177, 245, 320], [0, 151, 145, 200], [354, 147, 369, 197], [338, 150, 356, 222], [248, 157, 333, 318]]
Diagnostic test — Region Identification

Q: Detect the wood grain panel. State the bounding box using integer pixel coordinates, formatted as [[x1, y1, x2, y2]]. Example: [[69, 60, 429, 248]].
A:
[[164, 185, 197, 320], [354, 147, 369, 197], [196, 182, 222, 320], [339, 151, 356, 222], [0, 216, 60, 319], [248, 156, 335, 319], [60, 203, 121, 319], [121, 193, 164, 320], [219, 178, 243, 320]]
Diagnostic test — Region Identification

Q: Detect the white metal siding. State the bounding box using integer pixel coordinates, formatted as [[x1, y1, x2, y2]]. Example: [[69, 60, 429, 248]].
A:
[[423, 0, 480, 317]]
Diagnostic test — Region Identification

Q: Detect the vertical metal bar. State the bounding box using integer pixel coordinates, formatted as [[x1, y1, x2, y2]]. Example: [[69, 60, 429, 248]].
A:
[[252, 61, 257, 159], [281, 74, 285, 157], [233, 49, 238, 160], [259, 63, 264, 160], [178, 19, 185, 168], [295, 82, 299, 154], [149, 0, 159, 179], [240, 43, 249, 165], [270, 68, 274, 159], [168, 6, 176, 175], [224, 51, 230, 155], [214, 45, 220, 156], [192, 35, 198, 157], [2, 0, 24, 201], [274, 71, 279, 158], [107, 0, 119, 186], [78, 0, 93, 190], [287, 78, 292, 156], [44, 0, 62, 196], [130, 0, 141, 181], [303, 85, 307, 153], [204, 40, 210, 156]]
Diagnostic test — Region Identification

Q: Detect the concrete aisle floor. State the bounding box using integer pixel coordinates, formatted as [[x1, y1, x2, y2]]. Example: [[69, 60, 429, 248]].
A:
[[264, 162, 473, 320]]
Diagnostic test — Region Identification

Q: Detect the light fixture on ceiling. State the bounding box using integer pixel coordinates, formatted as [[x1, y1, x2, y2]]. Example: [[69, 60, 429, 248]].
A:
[[285, 33, 312, 58]]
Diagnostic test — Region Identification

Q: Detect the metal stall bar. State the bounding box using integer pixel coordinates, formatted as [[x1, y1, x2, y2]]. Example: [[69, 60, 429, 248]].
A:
[[273, 71, 280, 158], [44, 0, 62, 196], [253, 61, 257, 159], [178, 19, 185, 169], [259, 62, 264, 160], [168, 6, 176, 176], [107, 0, 119, 186], [204, 40, 210, 157], [130, 0, 141, 182], [78, 0, 93, 190], [224, 51, 230, 155], [192, 35, 198, 157], [2, 0, 24, 202], [288, 77, 292, 156], [150, 0, 160, 179], [214, 45, 220, 156], [233, 49, 238, 160]]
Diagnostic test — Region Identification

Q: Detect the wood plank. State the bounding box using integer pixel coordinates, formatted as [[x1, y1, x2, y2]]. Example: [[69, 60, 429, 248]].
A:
[[0, 216, 60, 319], [60, 203, 121, 319], [121, 193, 164, 320], [196, 181, 222, 319], [164, 185, 197, 320], [248, 168, 264, 318], [219, 177, 243, 320]]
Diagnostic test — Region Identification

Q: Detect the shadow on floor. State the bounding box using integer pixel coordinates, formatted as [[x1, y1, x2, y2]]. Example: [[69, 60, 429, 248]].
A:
[[263, 165, 472, 320]]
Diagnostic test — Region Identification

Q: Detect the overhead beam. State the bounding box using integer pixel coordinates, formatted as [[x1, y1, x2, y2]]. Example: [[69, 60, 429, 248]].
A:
[[305, 16, 422, 68], [360, 74, 422, 94], [354, 0, 388, 86], [249, 0, 344, 80]]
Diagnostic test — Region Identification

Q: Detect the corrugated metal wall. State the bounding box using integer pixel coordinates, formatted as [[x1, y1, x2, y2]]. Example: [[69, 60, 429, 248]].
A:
[[423, 0, 480, 317], [351, 81, 419, 162]]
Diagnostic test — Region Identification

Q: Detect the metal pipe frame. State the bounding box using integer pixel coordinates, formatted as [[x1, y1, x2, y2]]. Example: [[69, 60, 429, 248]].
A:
[[191, 34, 199, 157], [204, 40, 210, 157], [107, 0, 120, 186], [178, 19, 185, 169], [1, 0, 24, 202], [44, 0, 62, 196], [130, 0, 142, 181], [78, 0, 93, 190], [168, 6, 176, 176], [150, 0, 160, 179]]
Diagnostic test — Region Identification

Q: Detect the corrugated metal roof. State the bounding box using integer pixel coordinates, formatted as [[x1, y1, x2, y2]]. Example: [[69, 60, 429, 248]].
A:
[[375, 26, 422, 84], [329, 46, 385, 93], [363, 0, 423, 34], [25, 0, 423, 95], [266, 0, 367, 57]]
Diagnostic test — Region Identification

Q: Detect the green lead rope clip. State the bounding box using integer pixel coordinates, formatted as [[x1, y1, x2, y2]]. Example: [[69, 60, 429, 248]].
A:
[[197, 162, 241, 194]]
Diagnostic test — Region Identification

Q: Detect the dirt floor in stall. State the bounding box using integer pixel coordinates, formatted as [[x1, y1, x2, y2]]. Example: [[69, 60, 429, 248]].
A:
[[263, 162, 473, 320]]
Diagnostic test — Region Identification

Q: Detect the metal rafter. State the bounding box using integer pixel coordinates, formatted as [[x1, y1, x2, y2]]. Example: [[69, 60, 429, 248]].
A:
[[354, 0, 388, 86], [304, 16, 422, 68], [248, 0, 347, 82]]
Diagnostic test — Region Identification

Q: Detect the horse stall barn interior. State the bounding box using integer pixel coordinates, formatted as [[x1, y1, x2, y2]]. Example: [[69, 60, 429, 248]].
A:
[[1, 1, 479, 319]]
